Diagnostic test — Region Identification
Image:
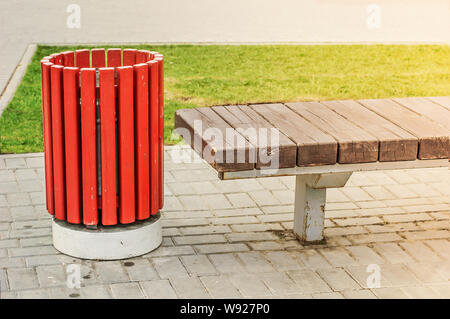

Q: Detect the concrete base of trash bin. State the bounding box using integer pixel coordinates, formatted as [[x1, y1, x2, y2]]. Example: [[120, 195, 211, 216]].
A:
[[52, 213, 162, 260]]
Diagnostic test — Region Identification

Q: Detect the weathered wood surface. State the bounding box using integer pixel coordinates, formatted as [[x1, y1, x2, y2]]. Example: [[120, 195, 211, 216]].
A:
[[211, 105, 297, 169], [319, 100, 418, 162], [174, 108, 255, 171], [174, 97, 450, 173], [394, 97, 450, 131], [359, 99, 449, 159], [286, 101, 379, 164], [250, 103, 338, 166]]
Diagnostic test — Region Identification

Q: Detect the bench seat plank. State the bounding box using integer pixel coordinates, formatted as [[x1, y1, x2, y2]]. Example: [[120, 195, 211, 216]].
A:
[[359, 99, 449, 159], [426, 96, 450, 111], [286, 101, 379, 164], [250, 103, 338, 166], [394, 97, 450, 131], [175, 108, 255, 172], [211, 105, 297, 169], [320, 100, 418, 162]]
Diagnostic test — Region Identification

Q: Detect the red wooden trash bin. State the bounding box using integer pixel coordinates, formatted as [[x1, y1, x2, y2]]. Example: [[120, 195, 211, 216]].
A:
[[40, 48, 164, 260]]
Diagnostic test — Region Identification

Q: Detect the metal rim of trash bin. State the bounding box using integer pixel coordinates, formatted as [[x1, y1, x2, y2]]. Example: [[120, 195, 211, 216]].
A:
[[40, 48, 164, 259]]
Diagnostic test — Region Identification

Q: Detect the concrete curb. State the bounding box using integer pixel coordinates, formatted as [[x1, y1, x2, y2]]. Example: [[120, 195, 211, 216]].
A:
[[0, 44, 37, 118]]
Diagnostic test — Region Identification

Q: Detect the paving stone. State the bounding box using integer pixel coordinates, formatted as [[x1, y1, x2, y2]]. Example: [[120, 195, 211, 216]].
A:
[[287, 269, 332, 294], [295, 250, 332, 269], [200, 275, 242, 298], [271, 190, 294, 205], [180, 225, 232, 235], [333, 216, 383, 227], [180, 255, 217, 276], [170, 276, 210, 298], [326, 188, 351, 203], [248, 190, 280, 206], [361, 186, 395, 200], [9, 245, 57, 257], [36, 264, 66, 287], [347, 233, 403, 244], [26, 255, 61, 267], [123, 259, 159, 281], [140, 279, 178, 299], [424, 239, 450, 260], [399, 242, 443, 262], [316, 268, 360, 291], [405, 263, 447, 283], [152, 257, 189, 279], [231, 223, 282, 232], [208, 253, 247, 274], [264, 251, 304, 271], [20, 236, 52, 247], [214, 207, 262, 217], [319, 247, 358, 267], [226, 193, 257, 208], [258, 213, 292, 223], [0, 257, 25, 268], [340, 187, 373, 201], [228, 274, 272, 297], [79, 285, 112, 299], [345, 245, 385, 265], [401, 229, 449, 241], [261, 272, 301, 295], [237, 252, 275, 273], [372, 243, 415, 264], [0, 182, 20, 194], [384, 184, 418, 199], [401, 285, 441, 299], [5, 158, 26, 169], [341, 289, 377, 299], [325, 202, 359, 211], [379, 264, 421, 286], [17, 289, 49, 299], [310, 291, 343, 299], [211, 216, 259, 225], [195, 243, 249, 254], [324, 226, 366, 237], [25, 157, 44, 168], [226, 232, 278, 242], [7, 268, 38, 290], [110, 282, 145, 299], [249, 241, 284, 251], [146, 245, 195, 257], [261, 205, 293, 214], [173, 234, 227, 245], [407, 183, 441, 197], [162, 217, 209, 228], [384, 213, 432, 223], [430, 284, 450, 298], [371, 287, 410, 299], [94, 261, 129, 283]]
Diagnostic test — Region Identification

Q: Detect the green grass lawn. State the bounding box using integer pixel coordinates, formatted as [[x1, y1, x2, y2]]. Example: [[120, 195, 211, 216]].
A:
[[0, 44, 449, 154]]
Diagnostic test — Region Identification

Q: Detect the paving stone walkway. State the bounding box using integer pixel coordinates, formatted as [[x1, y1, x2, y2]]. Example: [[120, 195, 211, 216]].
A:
[[0, 147, 448, 299]]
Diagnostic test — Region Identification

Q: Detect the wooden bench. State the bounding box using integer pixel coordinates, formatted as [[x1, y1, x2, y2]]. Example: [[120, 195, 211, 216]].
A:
[[174, 97, 450, 243]]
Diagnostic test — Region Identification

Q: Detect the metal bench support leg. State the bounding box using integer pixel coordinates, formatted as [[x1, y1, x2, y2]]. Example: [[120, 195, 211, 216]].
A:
[[293, 173, 352, 243]]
